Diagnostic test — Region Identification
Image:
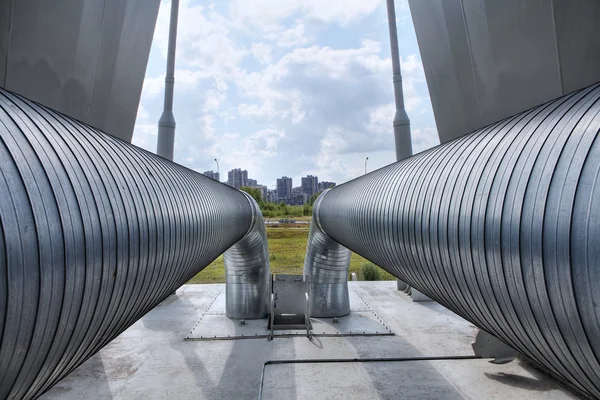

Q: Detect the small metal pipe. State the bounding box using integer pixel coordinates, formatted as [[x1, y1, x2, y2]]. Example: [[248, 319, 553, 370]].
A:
[[157, 0, 179, 160]]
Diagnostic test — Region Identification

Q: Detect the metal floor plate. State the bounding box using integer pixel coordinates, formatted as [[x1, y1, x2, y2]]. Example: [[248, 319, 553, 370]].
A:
[[186, 291, 390, 341], [349, 289, 371, 312], [185, 311, 393, 340]]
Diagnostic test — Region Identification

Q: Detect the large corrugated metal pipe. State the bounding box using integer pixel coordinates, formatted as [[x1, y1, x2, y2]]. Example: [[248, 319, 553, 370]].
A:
[[0, 88, 268, 399], [316, 84, 600, 398], [304, 190, 352, 317]]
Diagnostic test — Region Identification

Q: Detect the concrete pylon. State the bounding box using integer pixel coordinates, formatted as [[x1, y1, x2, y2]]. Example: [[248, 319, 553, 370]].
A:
[[386, 0, 412, 161], [157, 0, 179, 161], [387, 0, 414, 293]]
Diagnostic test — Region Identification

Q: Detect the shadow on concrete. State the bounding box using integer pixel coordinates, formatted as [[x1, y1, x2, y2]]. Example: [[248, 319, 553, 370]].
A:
[[345, 335, 465, 400], [484, 372, 551, 392], [483, 357, 574, 394], [156, 290, 291, 400], [41, 352, 113, 399]]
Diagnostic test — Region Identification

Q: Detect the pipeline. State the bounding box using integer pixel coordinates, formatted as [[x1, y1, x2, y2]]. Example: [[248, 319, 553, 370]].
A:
[[304, 191, 352, 317], [0, 88, 269, 399], [315, 83, 600, 398], [224, 192, 270, 319]]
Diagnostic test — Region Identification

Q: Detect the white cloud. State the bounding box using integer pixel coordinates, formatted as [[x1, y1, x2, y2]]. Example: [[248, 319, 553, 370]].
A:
[[133, 0, 438, 186], [154, 0, 247, 81], [412, 126, 440, 154], [230, 0, 383, 30], [263, 22, 309, 48], [251, 43, 273, 64], [234, 40, 427, 156], [140, 75, 164, 100], [203, 128, 286, 180]]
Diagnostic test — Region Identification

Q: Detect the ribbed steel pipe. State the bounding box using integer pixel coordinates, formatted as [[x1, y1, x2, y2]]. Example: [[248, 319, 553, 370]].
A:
[[304, 191, 352, 317], [317, 84, 600, 398], [224, 192, 270, 319], [0, 88, 261, 399]]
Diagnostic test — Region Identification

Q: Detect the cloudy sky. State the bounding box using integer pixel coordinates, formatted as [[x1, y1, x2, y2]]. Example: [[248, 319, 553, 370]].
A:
[[132, 0, 439, 189]]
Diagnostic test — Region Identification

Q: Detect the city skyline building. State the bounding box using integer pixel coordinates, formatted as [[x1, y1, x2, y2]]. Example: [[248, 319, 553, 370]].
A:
[[277, 176, 293, 200], [266, 189, 278, 203], [318, 181, 336, 192], [301, 175, 319, 197], [227, 168, 248, 189], [221, 167, 337, 203], [202, 170, 220, 181]]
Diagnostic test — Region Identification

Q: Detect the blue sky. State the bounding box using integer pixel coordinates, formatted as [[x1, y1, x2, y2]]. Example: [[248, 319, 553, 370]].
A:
[[132, 0, 439, 189]]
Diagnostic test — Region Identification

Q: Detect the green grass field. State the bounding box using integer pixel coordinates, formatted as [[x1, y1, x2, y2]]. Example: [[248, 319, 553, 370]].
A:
[[188, 223, 395, 283]]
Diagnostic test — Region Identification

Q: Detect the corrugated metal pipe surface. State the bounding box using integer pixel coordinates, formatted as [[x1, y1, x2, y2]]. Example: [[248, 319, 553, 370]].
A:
[[224, 192, 270, 319], [304, 191, 352, 317], [317, 84, 600, 398], [0, 88, 267, 399]]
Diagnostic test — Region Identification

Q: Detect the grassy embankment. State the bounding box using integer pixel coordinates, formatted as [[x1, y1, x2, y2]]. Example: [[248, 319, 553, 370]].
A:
[[188, 221, 395, 283]]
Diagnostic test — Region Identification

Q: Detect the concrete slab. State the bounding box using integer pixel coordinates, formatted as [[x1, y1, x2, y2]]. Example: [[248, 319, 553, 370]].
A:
[[41, 282, 577, 400], [261, 359, 576, 400]]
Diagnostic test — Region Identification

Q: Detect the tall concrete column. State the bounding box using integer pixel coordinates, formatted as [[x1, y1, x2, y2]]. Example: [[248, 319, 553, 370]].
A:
[[157, 0, 179, 161], [387, 0, 413, 292], [386, 0, 412, 161]]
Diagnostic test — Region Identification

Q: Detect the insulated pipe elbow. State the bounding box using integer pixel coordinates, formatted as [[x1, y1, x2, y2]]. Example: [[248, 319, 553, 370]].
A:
[[316, 83, 600, 399], [224, 192, 270, 319], [303, 190, 352, 317]]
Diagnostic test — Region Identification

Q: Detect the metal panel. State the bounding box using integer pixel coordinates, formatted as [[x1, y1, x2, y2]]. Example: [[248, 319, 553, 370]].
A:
[[408, 0, 483, 142], [553, 0, 600, 94], [0, 0, 158, 142], [272, 275, 308, 316], [3, 0, 102, 121], [409, 0, 600, 144], [87, 0, 160, 141], [0, 88, 262, 399], [461, 0, 561, 127], [0, 0, 11, 85], [315, 84, 600, 398]]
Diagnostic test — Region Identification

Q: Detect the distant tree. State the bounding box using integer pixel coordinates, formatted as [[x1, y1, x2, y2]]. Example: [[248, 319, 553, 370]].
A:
[[308, 193, 319, 206], [361, 262, 381, 281], [303, 203, 311, 216], [240, 186, 263, 207]]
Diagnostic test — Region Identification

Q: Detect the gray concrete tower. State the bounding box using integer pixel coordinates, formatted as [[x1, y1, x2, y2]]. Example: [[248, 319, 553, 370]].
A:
[[387, 0, 412, 161], [157, 0, 179, 160]]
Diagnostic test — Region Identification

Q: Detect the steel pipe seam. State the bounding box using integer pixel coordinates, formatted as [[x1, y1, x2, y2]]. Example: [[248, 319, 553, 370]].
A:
[[304, 190, 352, 317], [224, 191, 270, 319], [0, 89, 256, 399], [316, 84, 600, 398]]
